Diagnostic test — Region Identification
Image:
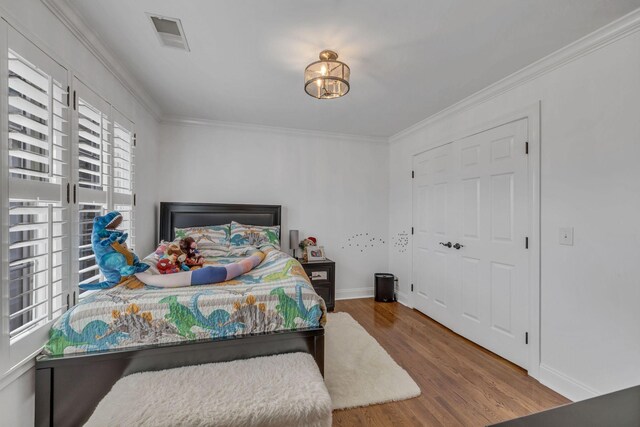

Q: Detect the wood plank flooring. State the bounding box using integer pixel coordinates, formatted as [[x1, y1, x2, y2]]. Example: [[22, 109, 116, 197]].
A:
[[332, 298, 569, 426]]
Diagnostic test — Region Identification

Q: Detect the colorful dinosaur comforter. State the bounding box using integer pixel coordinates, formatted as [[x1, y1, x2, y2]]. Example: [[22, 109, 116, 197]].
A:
[[43, 248, 326, 357]]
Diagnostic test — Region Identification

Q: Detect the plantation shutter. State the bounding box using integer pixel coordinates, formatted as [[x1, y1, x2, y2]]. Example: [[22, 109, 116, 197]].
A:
[[3, 26, 69, 367], [72, 79, 110, 291], [112, 109, 135, 250]]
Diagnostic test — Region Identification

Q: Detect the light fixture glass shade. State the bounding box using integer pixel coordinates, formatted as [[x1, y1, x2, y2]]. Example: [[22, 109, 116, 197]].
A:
[[304, 50, 350, 99]]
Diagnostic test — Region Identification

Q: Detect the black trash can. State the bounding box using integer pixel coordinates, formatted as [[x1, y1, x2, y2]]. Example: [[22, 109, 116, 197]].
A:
[[374, 273, 396, 302]]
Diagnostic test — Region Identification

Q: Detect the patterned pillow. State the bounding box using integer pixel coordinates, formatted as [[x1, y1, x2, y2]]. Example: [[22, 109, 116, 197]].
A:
[[229, 221, 280, 249], [174, 225, 230, 250]]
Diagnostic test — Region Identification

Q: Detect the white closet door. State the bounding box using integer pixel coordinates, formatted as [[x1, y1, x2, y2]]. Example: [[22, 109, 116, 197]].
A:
[[412, 118, 530, 369], [412, 143, 459, 328], [455, 118, 529, 368]]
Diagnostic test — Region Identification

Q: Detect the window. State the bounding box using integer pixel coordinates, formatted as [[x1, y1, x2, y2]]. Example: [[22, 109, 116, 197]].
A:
[[1, 25, 137, 372], [72, 83, 137, 295], [112, 112, 135, 249], [74, 81, 110, 291], [2, 27, 69, 369], [77, 203, 105, 289]]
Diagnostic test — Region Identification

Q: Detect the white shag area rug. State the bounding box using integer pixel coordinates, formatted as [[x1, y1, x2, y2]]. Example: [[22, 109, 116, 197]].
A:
[[325, 312, 421, 410], [85, 352, 331, 427]]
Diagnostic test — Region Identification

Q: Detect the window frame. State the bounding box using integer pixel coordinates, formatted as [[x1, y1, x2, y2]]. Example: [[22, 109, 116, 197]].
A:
[[0, 20, 138, 376], [1, 23, 71, 372], [71, 78, 111, 296], [70, 82, 137, 300]]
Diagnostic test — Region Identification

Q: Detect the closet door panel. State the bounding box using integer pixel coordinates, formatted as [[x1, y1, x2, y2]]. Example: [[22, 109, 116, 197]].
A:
[[413, 118, 530, 369], [412, 143, 458, 328], [455, 118, 530, 368]]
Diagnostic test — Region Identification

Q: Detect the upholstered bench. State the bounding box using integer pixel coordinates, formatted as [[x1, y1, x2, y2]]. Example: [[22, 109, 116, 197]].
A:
[[85, 353, 332, 427]]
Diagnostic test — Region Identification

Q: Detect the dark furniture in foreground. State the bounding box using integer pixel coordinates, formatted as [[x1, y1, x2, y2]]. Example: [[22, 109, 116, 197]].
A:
[[490, 385, 640, 427], [35, 202, 325, 427], [300, 258, 335, 311]]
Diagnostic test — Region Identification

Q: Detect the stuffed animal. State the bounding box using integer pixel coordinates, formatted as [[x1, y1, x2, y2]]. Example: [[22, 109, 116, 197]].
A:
[[79, 211, 149, 290], [157, 257, 180, 274], [157, 243, 190, 274], [299, 236, 318, 262], [179, 237, 205, 268], [155, 241, 168, 257], [299, 236, 317, 250]]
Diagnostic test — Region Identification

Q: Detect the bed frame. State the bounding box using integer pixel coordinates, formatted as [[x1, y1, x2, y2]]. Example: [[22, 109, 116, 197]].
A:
[[35, 202, 325, 427]]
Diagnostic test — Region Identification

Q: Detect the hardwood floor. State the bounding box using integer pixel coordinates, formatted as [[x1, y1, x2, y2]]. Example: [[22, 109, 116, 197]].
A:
[[332, 298, 569, 426]]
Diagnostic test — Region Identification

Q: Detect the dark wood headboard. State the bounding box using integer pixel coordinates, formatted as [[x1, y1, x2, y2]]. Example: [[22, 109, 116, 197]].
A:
[[159, 202, 282, 242]]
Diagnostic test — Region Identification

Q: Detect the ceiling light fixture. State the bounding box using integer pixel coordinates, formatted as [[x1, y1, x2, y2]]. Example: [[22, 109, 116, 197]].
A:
[[304, 50, 350, 99]]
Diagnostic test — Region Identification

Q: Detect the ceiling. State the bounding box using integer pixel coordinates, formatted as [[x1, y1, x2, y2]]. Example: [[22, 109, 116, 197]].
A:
[[65, 0, 640, 138]]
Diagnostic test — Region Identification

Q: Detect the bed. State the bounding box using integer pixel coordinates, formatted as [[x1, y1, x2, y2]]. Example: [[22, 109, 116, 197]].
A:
[[35, 202, 326, 427]]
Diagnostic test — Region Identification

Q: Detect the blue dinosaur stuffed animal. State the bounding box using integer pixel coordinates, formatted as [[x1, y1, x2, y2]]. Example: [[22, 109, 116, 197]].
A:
[[79, 211, 149, 290]]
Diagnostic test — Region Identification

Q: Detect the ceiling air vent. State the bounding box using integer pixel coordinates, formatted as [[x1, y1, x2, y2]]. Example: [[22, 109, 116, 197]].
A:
[[147, 14, 190, 51]]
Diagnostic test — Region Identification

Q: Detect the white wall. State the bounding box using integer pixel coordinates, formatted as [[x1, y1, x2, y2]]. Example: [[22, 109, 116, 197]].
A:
[[159, 121, 389, 298], [388, 19, 640, 400], [0, 0, 160, 423], [2, 0, 638, 421], [0, 365, 34, 426]]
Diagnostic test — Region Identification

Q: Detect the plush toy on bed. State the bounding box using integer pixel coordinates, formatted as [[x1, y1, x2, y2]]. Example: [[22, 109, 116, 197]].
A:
[[179, 237, 205, 269], [79, 211, 149, 290], [157, 243, 191, 274]]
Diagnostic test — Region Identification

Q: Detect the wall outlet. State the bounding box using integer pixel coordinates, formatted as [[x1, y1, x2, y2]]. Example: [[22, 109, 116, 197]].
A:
[[559, 227, 573, 245]]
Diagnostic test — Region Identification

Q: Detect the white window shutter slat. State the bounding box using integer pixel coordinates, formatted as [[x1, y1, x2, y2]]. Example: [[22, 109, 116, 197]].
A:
[[8, 77, 48, 105]]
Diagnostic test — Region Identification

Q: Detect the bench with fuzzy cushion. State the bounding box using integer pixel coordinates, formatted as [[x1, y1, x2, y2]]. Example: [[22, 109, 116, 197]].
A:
[[85, 353, 331, 427]]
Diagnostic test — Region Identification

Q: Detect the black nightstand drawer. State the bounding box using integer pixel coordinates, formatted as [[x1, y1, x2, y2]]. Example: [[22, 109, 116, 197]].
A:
[[300, 259, 335, 312], [308, 270, 330, 282]]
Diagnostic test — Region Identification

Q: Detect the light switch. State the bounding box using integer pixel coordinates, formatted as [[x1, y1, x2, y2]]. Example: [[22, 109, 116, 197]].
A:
[[559, 227, 573, 246]]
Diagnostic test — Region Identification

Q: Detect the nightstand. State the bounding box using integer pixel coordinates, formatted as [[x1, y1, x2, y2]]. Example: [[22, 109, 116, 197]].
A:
[[300, 258, 335, 312]]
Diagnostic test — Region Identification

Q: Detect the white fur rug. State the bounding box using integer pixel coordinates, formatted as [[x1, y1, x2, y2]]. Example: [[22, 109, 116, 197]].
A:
[[325, 312, 421, 410], [86, 312, 418, 426], [85, 352, 331, 427]]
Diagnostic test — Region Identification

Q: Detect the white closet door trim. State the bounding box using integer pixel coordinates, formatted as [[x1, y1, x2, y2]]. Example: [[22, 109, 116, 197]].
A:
[[409, 102, 541, 379]]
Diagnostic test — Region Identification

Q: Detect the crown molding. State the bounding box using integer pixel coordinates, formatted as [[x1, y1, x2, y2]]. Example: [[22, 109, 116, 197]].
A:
[[389, 7, 640, 143], [162, 115, 389, 144], [40, 1, 640, 142], [41, 0, 163, 121]]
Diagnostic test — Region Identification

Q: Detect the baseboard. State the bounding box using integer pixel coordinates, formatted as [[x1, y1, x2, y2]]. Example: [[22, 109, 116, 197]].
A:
[[396, 291, 412, 307], [335, 287, 374, 300], [335, 289, 414, 305], [0, 357, 34, 392], [538, 363, 598, 402]]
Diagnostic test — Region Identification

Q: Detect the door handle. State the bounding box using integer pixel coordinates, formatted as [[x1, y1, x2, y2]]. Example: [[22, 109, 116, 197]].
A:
[[453, 243, 464, 250], [439, 242, 452, 248]]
